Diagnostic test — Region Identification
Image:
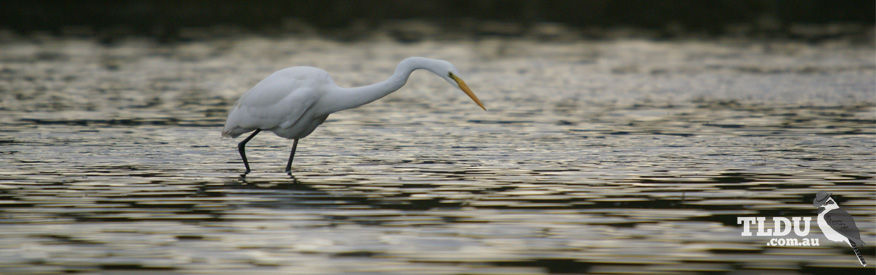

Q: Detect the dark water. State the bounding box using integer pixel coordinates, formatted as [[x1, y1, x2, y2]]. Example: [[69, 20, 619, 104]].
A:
[[1, 35, 874, 273]]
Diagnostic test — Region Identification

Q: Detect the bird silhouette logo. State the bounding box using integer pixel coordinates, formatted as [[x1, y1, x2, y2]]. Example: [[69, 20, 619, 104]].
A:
[[813, 191, 867, 266]]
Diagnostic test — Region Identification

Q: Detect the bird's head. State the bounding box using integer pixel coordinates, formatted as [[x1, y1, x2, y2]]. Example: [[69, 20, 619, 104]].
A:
[[821, 197, 840, 210], [813, 191, 839, 210], [416, 58, 486, 111], [446, 71, 486, 111]]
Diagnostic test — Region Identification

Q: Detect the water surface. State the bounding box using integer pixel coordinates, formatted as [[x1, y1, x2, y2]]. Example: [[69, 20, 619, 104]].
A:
[[0, 35, 874, 273]]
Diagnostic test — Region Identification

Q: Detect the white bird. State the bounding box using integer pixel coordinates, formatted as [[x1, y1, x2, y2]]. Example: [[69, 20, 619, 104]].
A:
[[222, 57, 486, 175]]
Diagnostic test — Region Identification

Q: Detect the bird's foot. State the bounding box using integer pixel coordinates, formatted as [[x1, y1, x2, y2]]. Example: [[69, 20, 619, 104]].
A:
[[286, 170, 300, 182]]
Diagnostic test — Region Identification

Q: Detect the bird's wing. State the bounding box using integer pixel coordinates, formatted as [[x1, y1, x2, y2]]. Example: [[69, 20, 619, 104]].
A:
[[824, 209, 865, 245], [224, 71, 322, 136]]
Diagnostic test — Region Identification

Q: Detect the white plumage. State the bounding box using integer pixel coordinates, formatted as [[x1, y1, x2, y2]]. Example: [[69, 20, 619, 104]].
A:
[[222, 57, 485, 175], [223, 67, 331, 139]]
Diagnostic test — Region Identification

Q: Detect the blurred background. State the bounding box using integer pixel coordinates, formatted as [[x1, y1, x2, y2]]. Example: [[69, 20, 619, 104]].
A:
[[2, 0, 873, 41]]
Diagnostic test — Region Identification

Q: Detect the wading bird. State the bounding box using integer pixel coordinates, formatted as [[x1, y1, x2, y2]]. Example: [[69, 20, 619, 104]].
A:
[[814, 191, 866, 266], [222, 57, 486, 175]]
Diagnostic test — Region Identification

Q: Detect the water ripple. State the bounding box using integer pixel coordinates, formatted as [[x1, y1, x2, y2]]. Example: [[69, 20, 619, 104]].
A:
[[0, 36, 873, 273]]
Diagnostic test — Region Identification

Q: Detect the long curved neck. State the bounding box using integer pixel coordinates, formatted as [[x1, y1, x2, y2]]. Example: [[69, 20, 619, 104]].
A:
[[320, 57, 430, 114]]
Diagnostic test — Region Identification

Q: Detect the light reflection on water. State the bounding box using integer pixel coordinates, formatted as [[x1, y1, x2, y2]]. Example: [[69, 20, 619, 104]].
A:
[[0, 35, 874, 273]]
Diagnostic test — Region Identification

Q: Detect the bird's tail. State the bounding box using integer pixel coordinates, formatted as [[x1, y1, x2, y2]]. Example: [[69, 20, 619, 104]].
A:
[[849, 240, 867, 266], [221, 124, 244, 138], [221, 128, 234, 138]]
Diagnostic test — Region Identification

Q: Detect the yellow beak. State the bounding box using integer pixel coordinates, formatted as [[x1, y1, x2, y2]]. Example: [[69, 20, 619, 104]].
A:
[[449, 73, 486, 111]]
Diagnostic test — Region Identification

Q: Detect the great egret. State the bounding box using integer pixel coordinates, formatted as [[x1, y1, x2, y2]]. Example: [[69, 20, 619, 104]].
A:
[[222, 57, 486, 175]]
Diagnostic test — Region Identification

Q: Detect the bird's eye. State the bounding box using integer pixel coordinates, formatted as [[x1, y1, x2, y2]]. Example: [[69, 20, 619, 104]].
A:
[[448, 72, 454, 77]]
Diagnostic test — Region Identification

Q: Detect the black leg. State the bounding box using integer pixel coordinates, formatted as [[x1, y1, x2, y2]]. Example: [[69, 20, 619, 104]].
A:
[[237, 129, 261, 175], [285, 138, 299, 175]]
